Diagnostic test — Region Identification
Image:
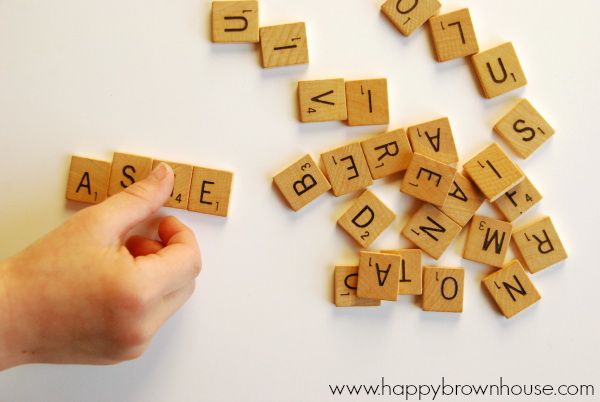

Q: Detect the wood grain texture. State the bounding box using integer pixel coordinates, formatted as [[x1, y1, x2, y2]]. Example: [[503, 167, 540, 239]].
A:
[[436, 171, 486, 227], [512, 216, 568, 274], [345, 79, 390, 126], [482, 260, 541, 319], [338, 189, 396, 248], [422, 267, 464, 312], [407, 117, 458, 165], [381, 249, 422, 295], [400, 153, 457, 207], [188, 167, 233, 217], [259, 22, 308, 68], [107, 152, 153, 197], [66, 156, 111, 205], [429, 8, 478, 62], [361, 128, 413, 180], [492, 176, 542, 222], [463, 215, 513, 268], [152, 160, 193, 210], [381, 0, 441, 37], [273, 154, 331, 212], [357, 251, 401, 302], [334, 265, 381, 307], [472, 42, 527, 99], [298, 79, 347, 123], [212, 1, 259, 43], [321, 142, 373, 197], [401, 203, 462, 260], [494, 99, 555, 159], [463, 143, 525, 202]]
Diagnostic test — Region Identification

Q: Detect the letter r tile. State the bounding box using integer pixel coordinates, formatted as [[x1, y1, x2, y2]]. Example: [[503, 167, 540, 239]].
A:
[[512, 216, 568, 273]]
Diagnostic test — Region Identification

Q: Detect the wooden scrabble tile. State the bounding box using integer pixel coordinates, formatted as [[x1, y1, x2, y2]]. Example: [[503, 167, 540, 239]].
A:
[[436, 171, 486, 227], [152, 160, 193, 210], [463, 215, 513, 268], [345, 79, 390, 126], [360, 128, 413, 180], [188, 167, 233, 217], [463, 143, 525, 202], [482, 260, 541, 319], [492, 176, 542, 222], [298, 79, 347, 123], [356, 251, 401, 302], [321, 143, 373, 197], [407, 117, 458, 165], [107, 152, 154, 197], [401, 203, 462, 260], [400, 153, 457, 207], [429, 8, 479, 62], [472, 42, 527, 99], [381, 249, 422, 295], [381, 0, 441, 37], [66, 156, 111, 205], [494, 99, 555, 159], [422, 267, 464, 313], [259, 22, 309, 68], [513, 217, 568, 274], [334, 266, 381, 307], [338, 189, 396, 248], [273, 154, 331, 212], [212, 1, 259, 43]]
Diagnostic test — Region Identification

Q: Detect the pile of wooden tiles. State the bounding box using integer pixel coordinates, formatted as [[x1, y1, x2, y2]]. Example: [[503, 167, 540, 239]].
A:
[[65, 152, 233, 217]]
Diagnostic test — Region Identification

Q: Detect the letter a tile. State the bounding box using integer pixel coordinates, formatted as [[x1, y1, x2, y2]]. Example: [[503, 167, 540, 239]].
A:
[[260, 22, 309, 68], [345, 79, 390, 126], [381, 249, 423, 295], [482, 260, 541, 319], [108, 152, 154, 197], [273, 154, 331, 212], [436, 171, 486, 227], [360, 128, 413, 180], [422, 267, 465, 313], [212, 1, 259, 43], [512, 217, 568, 274], [400, 153, 457, 207], [321, 143, 374, 197], [463, 215, 513, 268], [338, 189, 396, 248], [381, 0, 441, 37], [334, 266, 381, 307], [357, 251, 401, 301], [407, 117, 459, 165], [188, 167, 234, 217], [429, 8, 479, 62], [472, 42, 527, 99], [66, 156, 111, 205]]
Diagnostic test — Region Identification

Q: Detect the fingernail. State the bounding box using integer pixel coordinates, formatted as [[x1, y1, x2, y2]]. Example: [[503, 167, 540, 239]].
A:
[[149, 162, 169, 181]]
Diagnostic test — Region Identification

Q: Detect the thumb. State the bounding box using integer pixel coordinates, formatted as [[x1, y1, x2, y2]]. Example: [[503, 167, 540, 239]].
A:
[[93, 162, 175, 242]]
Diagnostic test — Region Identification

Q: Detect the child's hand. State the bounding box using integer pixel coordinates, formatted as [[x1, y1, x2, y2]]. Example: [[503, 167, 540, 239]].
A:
[[0, 163, 201, 370]]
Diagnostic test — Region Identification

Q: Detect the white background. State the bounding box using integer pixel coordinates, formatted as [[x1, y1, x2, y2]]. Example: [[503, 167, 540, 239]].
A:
[[0, 0, 598, 401]]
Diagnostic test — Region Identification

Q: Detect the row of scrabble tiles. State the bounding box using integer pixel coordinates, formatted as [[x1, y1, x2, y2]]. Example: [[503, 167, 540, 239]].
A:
[[65, 153, 233, 217], [335, 251, 543, 319]]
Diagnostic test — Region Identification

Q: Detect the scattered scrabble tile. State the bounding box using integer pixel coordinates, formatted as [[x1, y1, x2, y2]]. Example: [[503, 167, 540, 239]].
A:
[[259, 22, 309, 68], [494, 99, 555, 159], [472, 42, 527, 99], [429, 8, 479, 62], [152, 160, 193, 210], [273, 154, 331, 212], [321, 143, 374, 197], [401, 203, 462, 260], [492, 176, 542, 222], [298, 79, 347, 123], [407, 117, 459, 165], [357, 251, 401, 301], [400, 153, 457, 207], [108, 152, 154, 197], [360, 128, 413, 180], [381, 249, 423, 295], [66, 156, 111, 205], [463, 143, 525, 202], [211, 1, 259, 43], [436, 171, 486, 227], [381, 0, 441, 37], [422, 267, 465, 312], [512, 217, 568, 274], [463, 215, 513, 268], [345, 79, 390, 126], [188, 167, 233, 217], [338, 189, 396, 248], [482, 260, 541, 319], [334, 265, 381, 307]]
